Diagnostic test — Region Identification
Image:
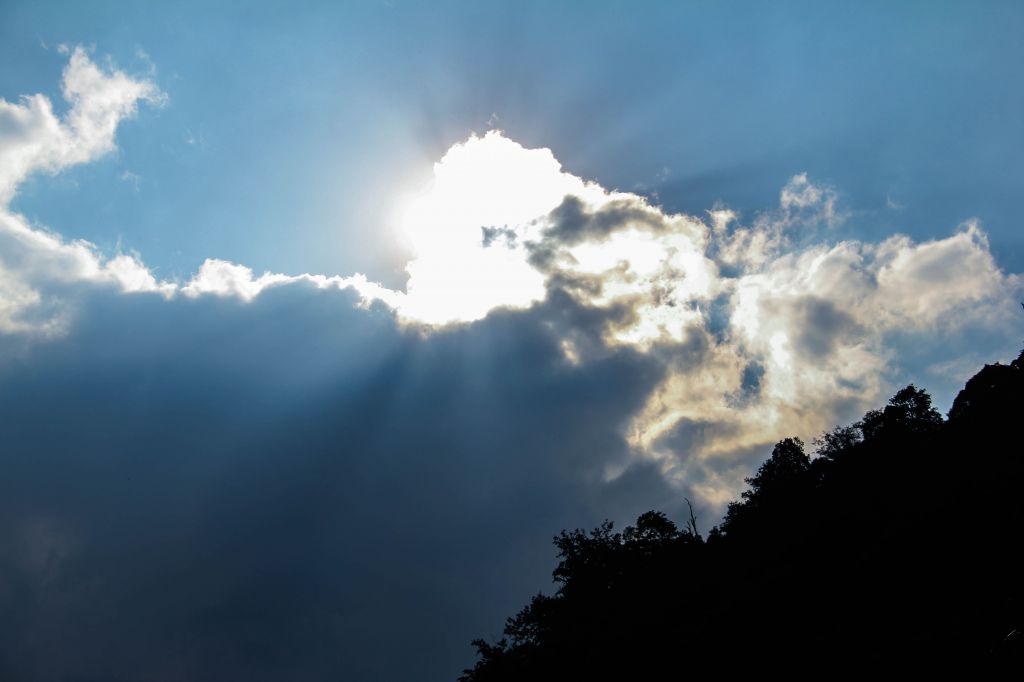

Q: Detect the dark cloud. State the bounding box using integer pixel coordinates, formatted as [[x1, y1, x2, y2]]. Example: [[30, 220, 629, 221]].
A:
[[537, 195, 665, 248], [480, 226, 517, 248], [655, 326, 715, 371], [653, 417, 740, 460], [0, 284, 678, 682], [534, 284, 640, 360], [792, 296, 860, 360]]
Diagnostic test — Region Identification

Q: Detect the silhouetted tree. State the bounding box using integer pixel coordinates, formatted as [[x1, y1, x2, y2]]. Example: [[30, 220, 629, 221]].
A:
[[858, 384, 942, 441], [719, 437, 810, 539], [812, 423, 861, 461], [461, 351, 1024, 679]]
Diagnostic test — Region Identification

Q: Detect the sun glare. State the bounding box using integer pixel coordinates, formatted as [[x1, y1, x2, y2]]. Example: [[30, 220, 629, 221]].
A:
[[394, 131, 595, 325]]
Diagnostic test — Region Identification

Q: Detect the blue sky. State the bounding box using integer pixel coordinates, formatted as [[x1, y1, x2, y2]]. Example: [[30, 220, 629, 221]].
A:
[[4, 1, 1022, 285], [1, 2, 1023, 680]]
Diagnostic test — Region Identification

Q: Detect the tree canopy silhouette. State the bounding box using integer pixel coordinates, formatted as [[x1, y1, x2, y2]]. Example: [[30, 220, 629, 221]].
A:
[[460, 350, 1024, 679]]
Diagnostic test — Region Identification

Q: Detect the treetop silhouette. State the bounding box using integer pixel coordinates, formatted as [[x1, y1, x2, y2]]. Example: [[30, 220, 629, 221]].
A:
[[460, 350, 1024, 679]]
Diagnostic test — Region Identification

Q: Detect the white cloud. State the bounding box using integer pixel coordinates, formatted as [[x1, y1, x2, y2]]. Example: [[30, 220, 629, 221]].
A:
[[182, 259, 292, 301], [0, 46, 165, 204], [0, 209, 179, 335], [779, 172, 836, 217], [393, 131, 618, 324], [623, 212, 1020, 507], [0, 47, 172, 334], [182, 258, 402, 311]]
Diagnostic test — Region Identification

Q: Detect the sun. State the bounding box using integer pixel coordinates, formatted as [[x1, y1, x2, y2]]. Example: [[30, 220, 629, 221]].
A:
[[392, 131, 590, 325]]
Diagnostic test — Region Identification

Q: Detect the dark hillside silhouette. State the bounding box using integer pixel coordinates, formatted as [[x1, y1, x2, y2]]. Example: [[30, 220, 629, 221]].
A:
[[460, 350, 1024, 678]]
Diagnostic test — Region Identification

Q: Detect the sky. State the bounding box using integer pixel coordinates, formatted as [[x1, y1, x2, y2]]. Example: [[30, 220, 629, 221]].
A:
[[1, 1, 1023, 680]]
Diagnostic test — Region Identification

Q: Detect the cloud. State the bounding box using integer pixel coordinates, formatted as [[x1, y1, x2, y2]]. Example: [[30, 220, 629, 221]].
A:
[[0, 209, 176, 335], [779, 171, 838, 222], [2, 44, 1024, 682], [180, 258, 403, 310], [0, 49, 400, 335], [395, 146, 1019, 513], [392, 131, 610, 325], [0, 286, 676, 681], [626, 216, 1020, 499], [0, 47, 171, 334], [447, 154, 1018, 506], [1, 51, 1020, 504], [0, 46, 165, 204]]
